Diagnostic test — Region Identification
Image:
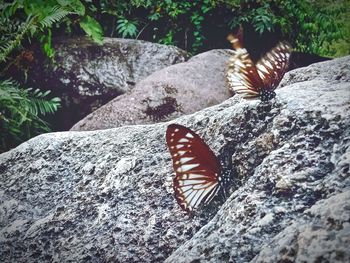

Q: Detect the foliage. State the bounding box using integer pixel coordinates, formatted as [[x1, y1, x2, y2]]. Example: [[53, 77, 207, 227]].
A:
[[0, 79, 61, 153], [223, 0, 348, 56], [98, 0, 217, 53], [79, 15, 103, 44], [117, 18, 138, 38], [0, 0, 348, 152], [0, 14, 37, 62], [0, 0, 103, 60], [315, 0, 350, 57], [1, 0, 348, 59], [0, 0, 102, 152], [96, 0, 348, 56]]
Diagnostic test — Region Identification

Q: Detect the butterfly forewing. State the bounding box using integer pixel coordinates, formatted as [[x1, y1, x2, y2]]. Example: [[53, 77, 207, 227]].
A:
[[226, 40, 263, 98], [227, 25, 244, 50], [226, 30, 292, 100], [166, 124, 221, 212], [256, 41, 292, 90]]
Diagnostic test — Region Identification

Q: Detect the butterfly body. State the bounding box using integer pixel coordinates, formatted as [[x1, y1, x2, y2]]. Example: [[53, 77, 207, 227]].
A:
[[227, 34, 292, 101], [166, 124, 227, 213]]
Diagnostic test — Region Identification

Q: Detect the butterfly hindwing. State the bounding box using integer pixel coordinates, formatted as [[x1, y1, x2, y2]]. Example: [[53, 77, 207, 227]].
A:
[[166, 124, 221, 212], [226, 31, 292, 100], [226, 41, 263, 98], [256, 41, 292, 90]]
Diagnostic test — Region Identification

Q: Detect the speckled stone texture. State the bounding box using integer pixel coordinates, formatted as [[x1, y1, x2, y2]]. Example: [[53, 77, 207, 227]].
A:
[[40, 37, 188, 95], [70, 49, 232, 131], [0, 56, 349, 262], [26, 37, 188, 130]]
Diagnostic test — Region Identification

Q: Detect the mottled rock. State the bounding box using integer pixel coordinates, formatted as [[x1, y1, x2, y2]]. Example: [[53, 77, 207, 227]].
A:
[[0, 56, 349, 263], [280, 55, 350, 87], [252, 191, 350, 263], [27, 37, 188, 130], [70, 49, 232, 131], [166, 56, 350, 262]]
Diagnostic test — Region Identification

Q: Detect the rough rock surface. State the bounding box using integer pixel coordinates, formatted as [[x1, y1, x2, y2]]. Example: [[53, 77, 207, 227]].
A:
[[70, 49, 232, 131], [0, 56, 349, 263], [27, 37, 188, 130], [280, 55, 350, 87]]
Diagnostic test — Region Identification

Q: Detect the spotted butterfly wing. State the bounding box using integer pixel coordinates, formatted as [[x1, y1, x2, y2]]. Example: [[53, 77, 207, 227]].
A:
[[227, 25, 244, 50], [166, 124, 221, 213], [256, 41, 292, 90], [227, 33, 292, 101], [226, 47, 263, 99]]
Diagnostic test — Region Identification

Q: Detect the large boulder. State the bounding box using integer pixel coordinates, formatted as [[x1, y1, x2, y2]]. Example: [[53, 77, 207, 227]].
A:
[[0, 56, 349, 262], [280, 54, 350, 86], [25, 37, 188, 130], [70, 49, 232, 131]]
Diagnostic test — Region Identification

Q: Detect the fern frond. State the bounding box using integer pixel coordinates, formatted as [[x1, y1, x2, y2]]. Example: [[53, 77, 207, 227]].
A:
[[0, 15, 37, 62], [0, 78, 61, 152], [39, 6, 71, 28]]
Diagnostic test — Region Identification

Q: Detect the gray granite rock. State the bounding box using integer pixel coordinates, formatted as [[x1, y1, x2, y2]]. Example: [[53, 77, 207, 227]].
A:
[[43, 37, 188, 95], [279, 55, 350, 87], [0, 56, 349, 262], [27, 37, 188, 130], [70, 49, 232, 131], [252, 191, 350, 263], [166, 56, 350, 262]]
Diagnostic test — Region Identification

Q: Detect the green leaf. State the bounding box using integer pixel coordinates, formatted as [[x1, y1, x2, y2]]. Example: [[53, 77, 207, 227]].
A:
[[0, 78, 61, 152], [57, 0, 85, 16], [79, 15, 103, 44], [39, 6, 70, 28], [116, 18, 138, 38], [148, 12, 161, 21]]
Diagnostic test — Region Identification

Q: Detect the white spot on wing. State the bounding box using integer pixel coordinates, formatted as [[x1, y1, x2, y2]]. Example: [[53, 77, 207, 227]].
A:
[[257, 64, 269, 74], [202, 183, 219, 203], [179, 185, 193, 192], [180, 157, 194, 164], [178, 138, 189, 143], [264, 60, 273, 69], [186, 133, 194, 138], [181, 179, 207, 186], [235, 59, 245, 68], [187, 173, 207, 179], [178, 150, 186, 156], [188, 190, 203, 208], [177, 163, 200, 172]]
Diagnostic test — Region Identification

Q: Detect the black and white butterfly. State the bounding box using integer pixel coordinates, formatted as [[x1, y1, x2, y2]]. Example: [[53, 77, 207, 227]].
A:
[[226, 33, 292, 101], [166, 124, 229, 213]]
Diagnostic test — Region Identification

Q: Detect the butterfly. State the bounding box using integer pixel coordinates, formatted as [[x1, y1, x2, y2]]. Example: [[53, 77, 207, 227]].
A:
[[226, 31, 292, 101], [166, 124, 228, 213]]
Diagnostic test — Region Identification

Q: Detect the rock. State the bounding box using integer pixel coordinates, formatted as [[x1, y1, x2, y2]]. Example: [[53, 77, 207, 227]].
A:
[[166, 56, 350, 262], [280, 55, 350, 87], [288, 51, 331, 71], [0, 56, 349, 263], [26, 37, 188, 130], [252, 191, 350, 263], [70, 49, 232, 131]]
